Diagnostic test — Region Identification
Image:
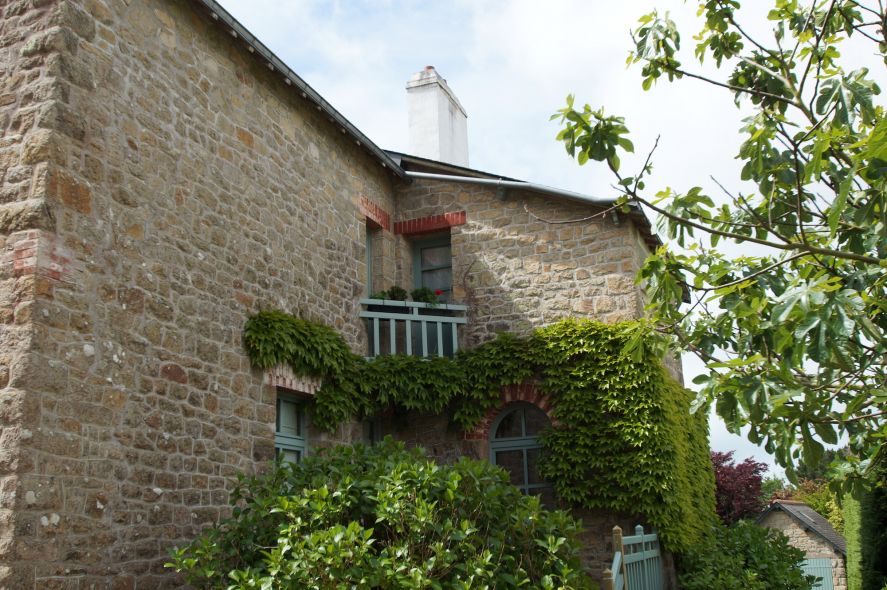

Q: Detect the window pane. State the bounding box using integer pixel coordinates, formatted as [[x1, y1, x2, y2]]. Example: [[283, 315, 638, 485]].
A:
[[494, 450, 525, 486], [279, 449, 301, 464], [421, 245, 450, 268], [421, 268, 452, 293], [526, 447, 544, 484], [494, 409, 522, 439], [524, 406, 550, 436], [531, 486, 557, 509], [278, 399, 301, 437]]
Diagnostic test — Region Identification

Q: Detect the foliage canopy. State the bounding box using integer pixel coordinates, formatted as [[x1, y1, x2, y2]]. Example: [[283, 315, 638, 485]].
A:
[[677, 520, 815, 590], [243, 311, 715, 550], [553, 0, 887, 484], [167, 439, 592, 589], [711, 450, 768, 524]]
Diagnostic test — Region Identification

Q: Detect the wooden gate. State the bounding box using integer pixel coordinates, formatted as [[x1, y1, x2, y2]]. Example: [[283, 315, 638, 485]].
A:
[[602, 525, 664, 590]]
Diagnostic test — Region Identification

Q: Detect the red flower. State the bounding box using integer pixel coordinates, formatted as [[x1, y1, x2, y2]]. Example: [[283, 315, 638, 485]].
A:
[[434, 290, 443, 295]]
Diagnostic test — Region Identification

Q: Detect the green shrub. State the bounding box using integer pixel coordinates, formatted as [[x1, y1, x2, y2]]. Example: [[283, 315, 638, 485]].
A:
[[166, 439, 592, 589], [845, 493, 862, 590], [677, 521, 815, 590], [242, 312, 715, 552], [861, 464, 887, 590]]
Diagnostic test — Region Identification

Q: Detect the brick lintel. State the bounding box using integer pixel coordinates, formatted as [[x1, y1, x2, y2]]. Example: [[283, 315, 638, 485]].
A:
[[394, 211, 466, 235], [359, 195, 391, 231]]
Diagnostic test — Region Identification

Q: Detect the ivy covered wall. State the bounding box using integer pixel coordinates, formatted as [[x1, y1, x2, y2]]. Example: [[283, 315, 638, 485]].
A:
[[244, 310, 716, 552]]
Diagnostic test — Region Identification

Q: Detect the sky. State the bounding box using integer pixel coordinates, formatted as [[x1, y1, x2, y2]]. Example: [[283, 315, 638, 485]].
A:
[[212, 0, 862, 477]]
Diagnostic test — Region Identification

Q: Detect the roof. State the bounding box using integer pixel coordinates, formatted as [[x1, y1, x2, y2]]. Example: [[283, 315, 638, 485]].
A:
[[758, 500, 846, 556], [387, 151, 522, 182], [192, 0, 406, 179], [192, 3, 662, 249]]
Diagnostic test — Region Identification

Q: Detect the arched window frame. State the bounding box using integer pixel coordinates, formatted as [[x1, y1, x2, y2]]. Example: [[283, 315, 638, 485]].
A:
[[489, 402, 550, 496]]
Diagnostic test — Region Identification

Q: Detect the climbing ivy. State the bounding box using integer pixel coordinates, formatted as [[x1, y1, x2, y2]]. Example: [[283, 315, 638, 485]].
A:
[[242, 311, 715, 551], [536, 319, 716, 551]]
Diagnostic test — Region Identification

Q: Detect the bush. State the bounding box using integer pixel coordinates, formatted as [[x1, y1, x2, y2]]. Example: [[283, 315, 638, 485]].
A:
[[861, 464, 887, 590], [166, 438, 592, 589], [845, 493, 863, 590], [677, 521, 815, 590], [711, 451, 767, 525]]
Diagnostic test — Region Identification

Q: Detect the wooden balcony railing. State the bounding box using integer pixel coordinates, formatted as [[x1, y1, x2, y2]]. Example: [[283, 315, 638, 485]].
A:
[[358, 298, 468, 358]]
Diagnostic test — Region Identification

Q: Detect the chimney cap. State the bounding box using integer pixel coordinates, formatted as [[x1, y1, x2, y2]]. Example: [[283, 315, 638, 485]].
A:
[[405, 66, 467, 117]]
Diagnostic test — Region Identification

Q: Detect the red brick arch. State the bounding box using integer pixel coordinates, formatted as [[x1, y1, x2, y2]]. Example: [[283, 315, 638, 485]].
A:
[[464, 382, 555, 441]]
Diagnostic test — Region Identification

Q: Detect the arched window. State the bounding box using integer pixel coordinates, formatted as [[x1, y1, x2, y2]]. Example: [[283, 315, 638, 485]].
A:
[[490, 403, 554, 505]]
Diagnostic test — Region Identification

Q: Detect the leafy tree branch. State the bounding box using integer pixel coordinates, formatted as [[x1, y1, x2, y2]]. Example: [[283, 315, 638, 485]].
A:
[[553, 0, 887, 487]]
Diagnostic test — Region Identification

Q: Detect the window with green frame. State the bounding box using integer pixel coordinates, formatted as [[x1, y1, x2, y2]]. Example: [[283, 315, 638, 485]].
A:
[[275, 392, 307, 463], [412, 233, 452, 302], [365, 222, 379, 297], [490, 403, 555, 506]]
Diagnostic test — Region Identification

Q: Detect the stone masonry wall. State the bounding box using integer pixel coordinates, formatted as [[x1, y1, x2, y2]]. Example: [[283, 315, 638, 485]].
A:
[[761, 511, 847, 590], [389, 178, 669, 584], [1, 0, 394, 587], [393, 179, 650, 346], [0, 0, 68, 586]]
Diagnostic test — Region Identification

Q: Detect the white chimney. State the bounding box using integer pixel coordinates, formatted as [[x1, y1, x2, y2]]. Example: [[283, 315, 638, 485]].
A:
[[406, 66, 469, 167]]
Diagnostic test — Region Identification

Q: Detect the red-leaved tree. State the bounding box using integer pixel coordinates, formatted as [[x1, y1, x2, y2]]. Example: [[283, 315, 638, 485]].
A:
[[712, 451, 768, 524]]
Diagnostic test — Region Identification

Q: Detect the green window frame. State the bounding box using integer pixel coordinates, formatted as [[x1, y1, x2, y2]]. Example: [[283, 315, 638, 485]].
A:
[[412, 233, 452, 302], [365, 223, 379, 297], [489, 403, 553, 501], [275, 392, 307, 463]]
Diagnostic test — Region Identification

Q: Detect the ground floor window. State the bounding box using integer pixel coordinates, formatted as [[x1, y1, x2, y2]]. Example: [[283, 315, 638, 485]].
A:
[[489, 403, 555, 505], [275, 392, 307, 462]]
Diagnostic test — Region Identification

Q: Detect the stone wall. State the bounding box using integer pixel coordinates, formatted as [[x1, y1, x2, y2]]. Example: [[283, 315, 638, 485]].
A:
[[393, 179, 650, 346], [761, 510, 847, 590], [1, 0, 68, 585], [0, 1, 676, 587], [0, 0, 394, 586]]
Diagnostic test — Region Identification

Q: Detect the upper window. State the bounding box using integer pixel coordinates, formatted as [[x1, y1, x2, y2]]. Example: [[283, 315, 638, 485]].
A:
[[365, 222, 379, 296], [490, 403, 554, 505], [275, 392, 307, 463], [412, 234, 451, 302]]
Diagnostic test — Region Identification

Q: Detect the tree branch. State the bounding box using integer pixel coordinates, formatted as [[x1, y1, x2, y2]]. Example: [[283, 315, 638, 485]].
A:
[[688, 253, 809, 292], [631, 192, 883, 265]]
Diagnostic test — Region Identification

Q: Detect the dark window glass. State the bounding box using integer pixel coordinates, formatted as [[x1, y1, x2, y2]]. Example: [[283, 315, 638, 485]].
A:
[[524, 406, 549, 436], [495, 409, 523, 439], [494, 450, 525, 486]]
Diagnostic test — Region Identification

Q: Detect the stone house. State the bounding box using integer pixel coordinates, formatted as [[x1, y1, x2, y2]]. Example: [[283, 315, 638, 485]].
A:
[[0, 0, 677, 587], [759, 500, 848, 590]]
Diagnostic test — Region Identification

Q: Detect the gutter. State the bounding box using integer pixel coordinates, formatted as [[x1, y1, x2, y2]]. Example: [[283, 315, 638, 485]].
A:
[[193, 0, 406, 179], [403, 171, 615, 207]]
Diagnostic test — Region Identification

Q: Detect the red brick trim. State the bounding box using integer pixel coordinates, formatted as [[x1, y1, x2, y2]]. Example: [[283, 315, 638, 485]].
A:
[[463, 382, 555, 441], [265, 365, 321, 396], [394, 211, 466, 235], [359, 196, 390, 231], [2, 230, 78, 282]]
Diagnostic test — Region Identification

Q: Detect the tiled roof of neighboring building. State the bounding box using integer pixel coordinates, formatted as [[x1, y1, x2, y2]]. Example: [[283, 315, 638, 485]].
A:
[[758, 499, 847, 555]]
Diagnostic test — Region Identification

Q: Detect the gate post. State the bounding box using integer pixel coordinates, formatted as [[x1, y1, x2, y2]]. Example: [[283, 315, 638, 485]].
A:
[[613, 526, 628, 590], [602, 568, 614, 590]]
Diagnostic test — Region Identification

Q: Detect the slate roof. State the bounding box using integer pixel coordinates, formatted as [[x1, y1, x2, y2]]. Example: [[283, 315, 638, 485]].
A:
[[758, 499, 847, 556]]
